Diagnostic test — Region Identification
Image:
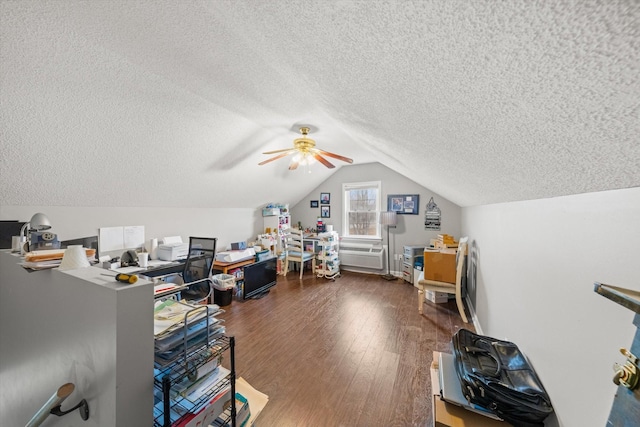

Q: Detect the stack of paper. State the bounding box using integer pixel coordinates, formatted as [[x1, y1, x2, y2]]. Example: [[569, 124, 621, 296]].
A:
[[153, 300, 226, 366], [20, 248, 96, 270]]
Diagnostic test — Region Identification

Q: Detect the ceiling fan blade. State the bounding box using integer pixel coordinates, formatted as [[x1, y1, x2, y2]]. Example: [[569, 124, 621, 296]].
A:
[[258, 152, 293, 166], [289, 160, 300, 170], [313, 153, 335, 169], [315, 149, 353, 164], [262, 148, 297, 155]]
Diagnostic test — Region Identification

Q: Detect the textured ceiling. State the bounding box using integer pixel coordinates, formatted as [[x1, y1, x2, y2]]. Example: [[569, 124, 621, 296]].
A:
[[1, 0, 638, 208]]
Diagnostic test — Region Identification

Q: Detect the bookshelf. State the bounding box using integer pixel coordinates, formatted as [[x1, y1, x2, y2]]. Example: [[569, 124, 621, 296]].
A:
[[314, 231, 340, 279], [153, 291, 236, 426]]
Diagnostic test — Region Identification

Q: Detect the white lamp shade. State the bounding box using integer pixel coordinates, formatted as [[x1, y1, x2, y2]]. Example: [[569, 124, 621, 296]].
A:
[[380, 211, 397, 226], [58, 245, 90, 271]]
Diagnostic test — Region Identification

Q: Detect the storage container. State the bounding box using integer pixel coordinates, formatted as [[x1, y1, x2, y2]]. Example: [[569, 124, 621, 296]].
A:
[[255, 249, 271, 262], [214, 288, 233, 306], [262, 208, 281, 216], [426, 290, 449, 304]]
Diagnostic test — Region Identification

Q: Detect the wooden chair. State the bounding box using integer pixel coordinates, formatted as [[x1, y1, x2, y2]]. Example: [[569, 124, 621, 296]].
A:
[[417, 238, 468, 323], [283, 228, 316, 279]]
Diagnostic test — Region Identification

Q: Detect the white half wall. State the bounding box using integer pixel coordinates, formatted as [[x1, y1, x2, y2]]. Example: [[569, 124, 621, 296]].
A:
[[0, 206, 260, 253], [461, 187, 640, 427]]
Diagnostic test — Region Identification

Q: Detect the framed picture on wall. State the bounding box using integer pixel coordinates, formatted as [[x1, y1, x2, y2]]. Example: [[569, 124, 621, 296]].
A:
[[388, 194, 419, 215], [320, 192, 330, 204], [320, 206, 330, 218], [310, 200, 319, 208]]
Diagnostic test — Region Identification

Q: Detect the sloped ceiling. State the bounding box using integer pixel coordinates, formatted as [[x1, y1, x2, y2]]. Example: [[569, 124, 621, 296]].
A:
[[1, 0, 638, 208]]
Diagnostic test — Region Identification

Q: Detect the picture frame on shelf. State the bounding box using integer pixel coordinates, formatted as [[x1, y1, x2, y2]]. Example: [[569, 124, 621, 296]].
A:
[[310, 200, 319, 208], [320, 192, 330, 204], [388, 194, 419, 215], [320, 206, 330, 218]]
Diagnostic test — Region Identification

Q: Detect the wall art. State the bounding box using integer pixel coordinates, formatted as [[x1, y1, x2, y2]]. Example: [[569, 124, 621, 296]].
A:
[[387, 194, 419, 215], [424, 197, 441, 230]]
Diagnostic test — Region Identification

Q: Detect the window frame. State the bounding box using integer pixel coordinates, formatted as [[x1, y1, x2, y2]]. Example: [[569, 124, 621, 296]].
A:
[[341, 180, 382, 240]]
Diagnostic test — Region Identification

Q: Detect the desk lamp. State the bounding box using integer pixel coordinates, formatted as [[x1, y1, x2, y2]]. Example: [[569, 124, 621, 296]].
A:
[[20, 212, 52, 253], [380, 211, 397, 281]]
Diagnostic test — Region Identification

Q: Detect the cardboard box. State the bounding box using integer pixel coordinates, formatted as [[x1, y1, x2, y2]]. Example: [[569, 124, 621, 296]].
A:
[[432, 352, 512, 427], [426, 290, 449, 303], [434, 398, 511, 427], [424, 249, 457, 283]]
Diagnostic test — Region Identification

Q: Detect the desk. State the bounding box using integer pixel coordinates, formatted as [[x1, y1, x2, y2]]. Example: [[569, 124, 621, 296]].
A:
[[137, 260, 185, 278], [212, 258, 254, 274]]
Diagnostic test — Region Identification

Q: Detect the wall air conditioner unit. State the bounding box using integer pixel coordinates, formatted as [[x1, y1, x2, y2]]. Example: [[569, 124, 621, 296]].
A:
[[339, 242, 384, 270]]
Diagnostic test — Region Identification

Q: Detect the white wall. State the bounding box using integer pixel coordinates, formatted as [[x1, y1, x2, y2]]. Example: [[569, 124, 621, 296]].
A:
[[0, 206, 261, 253], [290, 162, 462, 274], [461, 187, 640, 427], [0, 251, 154, 426]]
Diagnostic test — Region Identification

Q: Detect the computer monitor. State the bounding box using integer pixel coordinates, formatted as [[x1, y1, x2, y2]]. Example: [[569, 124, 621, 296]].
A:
[[0, 221, 25, 250], [60, 235, 99, 259]]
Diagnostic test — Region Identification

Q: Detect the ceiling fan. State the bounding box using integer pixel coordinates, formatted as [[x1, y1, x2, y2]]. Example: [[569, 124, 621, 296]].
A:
[[258, 126, 353, 170]]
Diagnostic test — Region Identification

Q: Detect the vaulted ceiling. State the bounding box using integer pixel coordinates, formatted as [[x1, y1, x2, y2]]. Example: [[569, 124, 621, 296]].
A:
[[1, 1, 638, 208]]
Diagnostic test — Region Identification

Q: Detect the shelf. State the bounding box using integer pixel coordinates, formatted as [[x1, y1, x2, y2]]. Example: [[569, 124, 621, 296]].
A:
[[403, 244, 428, 284], [315, 231, 341, 279], [154, 336, 233, 426], [154, 284, 189, 299], [153, 300, 236, 427], [594, 282, 640, 314]]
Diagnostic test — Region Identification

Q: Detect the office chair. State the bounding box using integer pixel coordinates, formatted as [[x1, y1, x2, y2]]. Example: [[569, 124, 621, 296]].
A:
[[283, 228, 316, 279], [417, 238, 468, 323], [179, 237, 217, 303]]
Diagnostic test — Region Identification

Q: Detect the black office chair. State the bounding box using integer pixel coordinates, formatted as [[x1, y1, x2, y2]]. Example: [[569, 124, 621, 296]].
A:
[[179, 237, 217, 304]]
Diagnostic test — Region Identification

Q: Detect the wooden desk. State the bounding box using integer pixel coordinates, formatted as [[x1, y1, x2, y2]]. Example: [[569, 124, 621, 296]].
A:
[[212, 258, 254, 274]]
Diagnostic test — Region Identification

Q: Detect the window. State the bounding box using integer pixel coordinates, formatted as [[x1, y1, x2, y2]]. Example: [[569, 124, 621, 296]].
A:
[[342, 181, 382, 239]]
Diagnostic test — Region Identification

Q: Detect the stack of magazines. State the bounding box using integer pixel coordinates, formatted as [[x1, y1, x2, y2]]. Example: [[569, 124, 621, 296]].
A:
[[153, 299, 231, 426], [154, 299, 226, 367]]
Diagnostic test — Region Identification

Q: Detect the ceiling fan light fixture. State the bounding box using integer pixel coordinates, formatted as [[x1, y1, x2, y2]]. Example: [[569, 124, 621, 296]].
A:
[[292, 152, 315, 166], [259, 125, 353, 170]]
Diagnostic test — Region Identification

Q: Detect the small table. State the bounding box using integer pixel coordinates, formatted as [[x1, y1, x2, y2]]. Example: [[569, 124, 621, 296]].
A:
[[212, 258, 255, 274]]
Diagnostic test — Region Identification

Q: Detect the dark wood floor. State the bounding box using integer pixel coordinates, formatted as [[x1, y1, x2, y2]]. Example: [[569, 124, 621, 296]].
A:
[[218, 270, 474, 427]]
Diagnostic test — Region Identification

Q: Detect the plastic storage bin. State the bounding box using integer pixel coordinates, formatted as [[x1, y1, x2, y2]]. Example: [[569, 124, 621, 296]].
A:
[[255, 249, 271, 262]]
